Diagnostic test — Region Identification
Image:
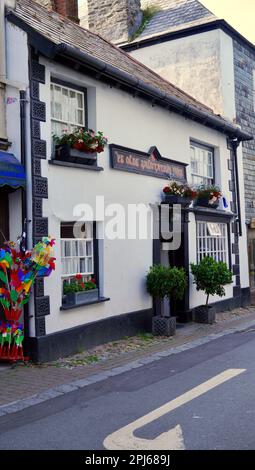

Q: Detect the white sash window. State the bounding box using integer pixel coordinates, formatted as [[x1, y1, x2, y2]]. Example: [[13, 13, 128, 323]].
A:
[[60, 222, 94, 283], [51, 82, 86, 137], [190, 143, 214, 186], [197, 221, 229, 265]]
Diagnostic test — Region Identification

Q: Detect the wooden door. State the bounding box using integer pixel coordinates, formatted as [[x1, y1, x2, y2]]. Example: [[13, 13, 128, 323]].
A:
[[0, 190, 9, 247]]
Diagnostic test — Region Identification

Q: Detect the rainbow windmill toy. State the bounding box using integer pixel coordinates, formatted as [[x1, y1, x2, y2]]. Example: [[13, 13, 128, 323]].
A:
[[0, 237, 55, 361]]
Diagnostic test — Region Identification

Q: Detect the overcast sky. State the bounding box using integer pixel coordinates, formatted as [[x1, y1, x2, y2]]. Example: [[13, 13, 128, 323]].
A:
[[201, 0, 255, 43], [78, 1, 255, 44]]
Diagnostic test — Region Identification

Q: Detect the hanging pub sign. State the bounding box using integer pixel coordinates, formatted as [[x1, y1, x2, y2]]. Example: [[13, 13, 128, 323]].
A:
[[109, 144, 187, 182]]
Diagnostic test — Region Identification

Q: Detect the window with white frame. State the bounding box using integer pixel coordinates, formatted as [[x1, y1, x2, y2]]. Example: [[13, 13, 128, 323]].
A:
[[51, 81, 86, 137], [197, 221, 229, 265], [190, 143, 214, 185], [61, 222, 94, 286]]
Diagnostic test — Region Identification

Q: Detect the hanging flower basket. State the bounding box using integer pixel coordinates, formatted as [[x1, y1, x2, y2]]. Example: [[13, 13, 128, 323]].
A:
[[0, 237, 55, 362]]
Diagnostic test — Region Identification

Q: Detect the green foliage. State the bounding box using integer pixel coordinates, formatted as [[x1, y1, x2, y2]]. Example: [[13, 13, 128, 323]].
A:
[[53, 128, 107, 151], [196, 184, 222, 200], [146, 264, 187, 301], [0, 271, 7, 284], [191, 257, 232, 305], [130, 5, 161, 41], [63, 279, 97, 295], [10, 290, 19, 302], [137, 332, 154, 342]]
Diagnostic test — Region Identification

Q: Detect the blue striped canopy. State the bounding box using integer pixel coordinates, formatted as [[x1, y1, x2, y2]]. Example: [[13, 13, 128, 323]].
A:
[[0, 151, 26, 190]]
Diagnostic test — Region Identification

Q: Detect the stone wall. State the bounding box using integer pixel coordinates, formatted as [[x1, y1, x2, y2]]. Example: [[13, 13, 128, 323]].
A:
[[87, 0, 142, 43], [233, 39, 255, 224]]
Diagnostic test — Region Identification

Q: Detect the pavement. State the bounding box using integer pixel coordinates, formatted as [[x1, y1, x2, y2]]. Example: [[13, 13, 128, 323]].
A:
[[1, 317, 255, 449], [0, 306, 255, 417]]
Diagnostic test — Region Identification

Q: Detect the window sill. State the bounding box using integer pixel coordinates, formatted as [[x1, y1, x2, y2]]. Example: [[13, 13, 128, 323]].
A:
[[49, 159, 104, 171], [60, 297, 110, 311], [189, 206, 236, 221]]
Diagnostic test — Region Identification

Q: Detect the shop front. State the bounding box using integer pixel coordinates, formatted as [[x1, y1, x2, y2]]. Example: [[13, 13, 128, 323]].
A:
[[0, 151, 26, 247]]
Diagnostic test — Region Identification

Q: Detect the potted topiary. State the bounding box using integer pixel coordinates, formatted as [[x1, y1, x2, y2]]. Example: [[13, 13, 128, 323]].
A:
[[63, 275, 99, 306], [191, 257, 233, 324], [193, 184, 222, 209], [53, 128, 108, 165], [146, 264, 187, 336], [162, 181, 197, 207]]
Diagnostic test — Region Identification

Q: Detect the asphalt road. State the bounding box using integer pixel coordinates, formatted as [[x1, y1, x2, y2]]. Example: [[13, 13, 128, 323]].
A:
[[1, 328, 255, 450]]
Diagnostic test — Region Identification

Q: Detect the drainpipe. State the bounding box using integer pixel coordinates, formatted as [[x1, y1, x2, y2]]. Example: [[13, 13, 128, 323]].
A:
[[230, 138, 242, 237]]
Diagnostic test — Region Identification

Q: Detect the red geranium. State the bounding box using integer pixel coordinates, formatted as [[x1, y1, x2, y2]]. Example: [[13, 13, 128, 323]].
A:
[[163, 186, 171, 194]]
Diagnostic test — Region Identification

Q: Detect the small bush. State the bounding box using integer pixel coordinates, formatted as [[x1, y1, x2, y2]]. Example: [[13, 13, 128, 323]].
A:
[[146, 264, 187, 304], [191, 257, 232, 305]]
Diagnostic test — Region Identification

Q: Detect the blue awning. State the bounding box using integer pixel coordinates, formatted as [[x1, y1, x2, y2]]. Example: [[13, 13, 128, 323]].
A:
[[0, 151, 26, 190]]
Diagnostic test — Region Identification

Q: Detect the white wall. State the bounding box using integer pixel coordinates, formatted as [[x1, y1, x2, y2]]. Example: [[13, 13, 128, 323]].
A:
[[130, 29, 236, 120], [37, 57, 246, 335]]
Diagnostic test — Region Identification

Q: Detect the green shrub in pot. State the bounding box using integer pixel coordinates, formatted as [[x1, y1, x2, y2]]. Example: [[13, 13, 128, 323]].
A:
[[146, 264, 187, 336], [190, 257, 232, 323]]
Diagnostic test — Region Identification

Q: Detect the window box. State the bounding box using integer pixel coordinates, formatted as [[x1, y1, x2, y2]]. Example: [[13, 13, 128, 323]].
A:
[[55, 144, 97, 166], [163, 195, 192, 207], [63, 288, 99, 307], [194, 198, 219, 209]]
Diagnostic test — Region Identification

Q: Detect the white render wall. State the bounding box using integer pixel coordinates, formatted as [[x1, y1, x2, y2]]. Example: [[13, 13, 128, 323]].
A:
[[130, 29, 236, 120], [37, 57, 249, 334]]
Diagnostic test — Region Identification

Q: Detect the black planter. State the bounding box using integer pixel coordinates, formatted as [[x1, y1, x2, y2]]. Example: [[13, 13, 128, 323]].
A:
[[54, 144, 97, 165], [192, 305, 216, 324], [162, 195, 192, 208], [194, 198, 219, 209], [152, 316, 176, 336]]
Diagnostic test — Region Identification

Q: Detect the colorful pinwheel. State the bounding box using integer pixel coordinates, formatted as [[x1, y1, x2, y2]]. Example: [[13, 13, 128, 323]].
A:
[[0, 236, 55, 361]]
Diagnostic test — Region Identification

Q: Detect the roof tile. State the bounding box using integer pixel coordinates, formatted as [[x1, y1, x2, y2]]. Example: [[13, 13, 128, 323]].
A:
[[9, 0, 230, 123]]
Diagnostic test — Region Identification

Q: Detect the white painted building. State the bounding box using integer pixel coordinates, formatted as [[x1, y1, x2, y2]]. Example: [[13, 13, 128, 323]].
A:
[[0, 0, 252, 361], [120, 0, 255, 292]]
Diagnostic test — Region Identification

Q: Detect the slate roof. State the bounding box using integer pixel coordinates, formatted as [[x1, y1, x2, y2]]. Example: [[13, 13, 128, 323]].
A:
[[10, 0, 214, 113], [130, 0, 217, 43], [6, 0, 252, 140]]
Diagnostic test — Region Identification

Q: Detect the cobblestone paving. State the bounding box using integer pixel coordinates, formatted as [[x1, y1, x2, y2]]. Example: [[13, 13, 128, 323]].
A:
[[0, 307, 254, 408]]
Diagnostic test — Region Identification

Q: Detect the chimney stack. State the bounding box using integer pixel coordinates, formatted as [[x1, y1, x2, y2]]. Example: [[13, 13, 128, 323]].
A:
[[87, 0, 142, 44], [35, 0, 79, 23]]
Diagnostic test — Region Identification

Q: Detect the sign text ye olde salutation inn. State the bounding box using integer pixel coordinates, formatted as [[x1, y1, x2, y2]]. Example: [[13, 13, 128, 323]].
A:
[[110, 145, 187, 182]]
